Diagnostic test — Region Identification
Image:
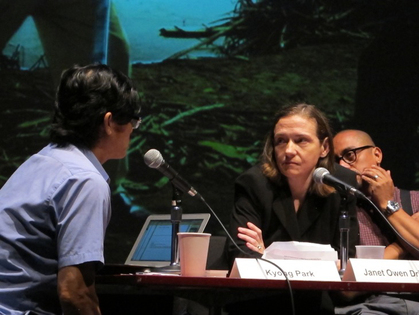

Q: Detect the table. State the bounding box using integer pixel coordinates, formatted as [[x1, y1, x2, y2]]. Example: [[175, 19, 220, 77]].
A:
[[96, 264, 419, 315]]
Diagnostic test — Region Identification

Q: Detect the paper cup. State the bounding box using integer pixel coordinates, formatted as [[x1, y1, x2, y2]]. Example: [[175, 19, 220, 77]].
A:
[[178, 232, 211, 277], [356, 245, 385, 259]]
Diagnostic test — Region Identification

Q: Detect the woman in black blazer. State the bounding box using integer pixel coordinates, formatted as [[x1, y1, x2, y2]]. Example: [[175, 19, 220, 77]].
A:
[[225, 103, 359, 314]]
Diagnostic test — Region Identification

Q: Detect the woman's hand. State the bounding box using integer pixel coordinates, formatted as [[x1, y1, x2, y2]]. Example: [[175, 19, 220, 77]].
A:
[[237, 222, 265, 254]]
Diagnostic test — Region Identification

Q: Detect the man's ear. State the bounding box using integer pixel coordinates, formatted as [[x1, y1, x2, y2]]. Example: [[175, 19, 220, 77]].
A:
[[373, 146, 383, 164], [320, 137, 330, 158], [103, 112, 113, 135]]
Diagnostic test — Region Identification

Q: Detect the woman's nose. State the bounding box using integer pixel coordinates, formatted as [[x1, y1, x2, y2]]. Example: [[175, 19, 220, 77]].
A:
[[285, 141, 296, 153]]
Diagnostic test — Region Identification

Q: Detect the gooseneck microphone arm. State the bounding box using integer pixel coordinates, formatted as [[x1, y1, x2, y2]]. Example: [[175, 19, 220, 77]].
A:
[[144, 149, 295, 315], [144, 149, 200, 198], [314, 167, 419, 258], [313, 167, 366, 198]]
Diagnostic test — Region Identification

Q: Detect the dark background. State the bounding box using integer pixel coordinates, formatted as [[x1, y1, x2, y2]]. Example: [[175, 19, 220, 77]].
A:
[[1, 0, 418, 263]]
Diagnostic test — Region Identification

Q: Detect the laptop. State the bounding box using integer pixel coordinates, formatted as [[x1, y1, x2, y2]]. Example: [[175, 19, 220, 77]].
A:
[[125, 213, 210, 268]]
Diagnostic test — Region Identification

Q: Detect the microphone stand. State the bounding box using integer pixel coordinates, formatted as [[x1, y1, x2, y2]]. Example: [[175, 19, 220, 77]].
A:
[[153, 184, 182, 273], [335, 186, 419, 276], [337, 193, 350, 279], [170, 185, 182, 267]]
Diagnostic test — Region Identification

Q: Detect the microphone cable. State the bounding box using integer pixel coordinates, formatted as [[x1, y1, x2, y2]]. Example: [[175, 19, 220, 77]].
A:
[[198, 195, 296, 315], [144, 149, 296, 314], [361, 197, 419, 258]]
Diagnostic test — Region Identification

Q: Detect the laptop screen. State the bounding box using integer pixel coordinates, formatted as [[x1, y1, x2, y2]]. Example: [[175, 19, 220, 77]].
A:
[[125, 213, 210, 267]]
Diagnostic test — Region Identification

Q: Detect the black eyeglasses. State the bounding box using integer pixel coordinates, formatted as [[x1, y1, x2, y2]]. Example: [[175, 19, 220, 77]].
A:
[[130, 116, 142, 129], [336, 145, 375, 164]]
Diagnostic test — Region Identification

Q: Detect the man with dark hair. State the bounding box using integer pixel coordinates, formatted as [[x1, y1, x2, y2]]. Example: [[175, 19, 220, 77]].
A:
[[0, 64, 142, 314]]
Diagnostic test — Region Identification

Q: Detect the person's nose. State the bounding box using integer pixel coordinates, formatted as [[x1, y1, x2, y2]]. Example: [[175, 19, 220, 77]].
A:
[[285, 141, 297, 155]]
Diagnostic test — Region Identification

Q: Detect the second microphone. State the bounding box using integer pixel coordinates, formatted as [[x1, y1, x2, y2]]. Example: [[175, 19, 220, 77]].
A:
[[144, 149, 201, 198]]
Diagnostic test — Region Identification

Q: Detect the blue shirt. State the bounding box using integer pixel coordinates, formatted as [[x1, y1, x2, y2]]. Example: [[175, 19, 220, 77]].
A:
[[0, 144, 111, 314]]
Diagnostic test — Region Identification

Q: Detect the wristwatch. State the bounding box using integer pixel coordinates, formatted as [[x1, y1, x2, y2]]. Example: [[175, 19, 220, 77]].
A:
[[384, 200, 401, 217]]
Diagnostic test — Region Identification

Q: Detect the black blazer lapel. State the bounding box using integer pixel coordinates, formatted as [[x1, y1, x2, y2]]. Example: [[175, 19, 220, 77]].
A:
[[272, 193, 301, 240], [297, 195, 324, 237]]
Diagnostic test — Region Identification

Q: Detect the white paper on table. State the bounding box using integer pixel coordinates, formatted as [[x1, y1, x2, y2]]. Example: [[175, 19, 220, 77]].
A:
[[262, 241, 338, 261]]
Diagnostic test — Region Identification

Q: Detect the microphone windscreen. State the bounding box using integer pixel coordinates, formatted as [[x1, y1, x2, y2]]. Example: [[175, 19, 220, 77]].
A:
[[313, 167, 329, 184], [144, 149, 164, 168]]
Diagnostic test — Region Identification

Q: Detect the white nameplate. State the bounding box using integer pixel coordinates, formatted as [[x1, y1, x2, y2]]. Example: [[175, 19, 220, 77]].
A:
[[343, 258, 419, 283], [230, 258, 341, 281]]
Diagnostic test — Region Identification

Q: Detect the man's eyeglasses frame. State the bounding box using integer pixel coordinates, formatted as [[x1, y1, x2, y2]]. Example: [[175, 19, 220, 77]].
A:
[[335, 145, 375, 164], [130, 116, 142, 129]]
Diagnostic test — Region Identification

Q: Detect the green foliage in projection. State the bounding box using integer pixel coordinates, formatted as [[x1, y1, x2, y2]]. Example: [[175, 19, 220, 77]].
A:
[[0, 69, 53, 186], [0, 69, 268, 206], [0, 42, 364, 194], [117, 97, 265, 194]]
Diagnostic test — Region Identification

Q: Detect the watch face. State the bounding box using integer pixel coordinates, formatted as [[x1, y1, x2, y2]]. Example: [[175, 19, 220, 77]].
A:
[[386, 200, 400, 215], [388, 201, 400, 210]]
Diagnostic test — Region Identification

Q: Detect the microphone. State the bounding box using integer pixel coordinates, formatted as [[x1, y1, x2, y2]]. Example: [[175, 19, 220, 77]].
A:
[[143, 149, 244, 254], [144, 149, 200, 198], [313, 167, 366, 198], [144, 148, 296, 314], [315, 167, 419, 259]]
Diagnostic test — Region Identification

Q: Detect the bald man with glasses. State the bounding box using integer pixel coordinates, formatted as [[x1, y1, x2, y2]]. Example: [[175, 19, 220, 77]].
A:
[[333, 129, 419, 315], [334, 129, 419, 258]]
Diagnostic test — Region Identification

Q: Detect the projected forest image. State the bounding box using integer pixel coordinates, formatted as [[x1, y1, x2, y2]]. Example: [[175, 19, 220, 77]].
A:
[[1, 0, 418, 263]]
